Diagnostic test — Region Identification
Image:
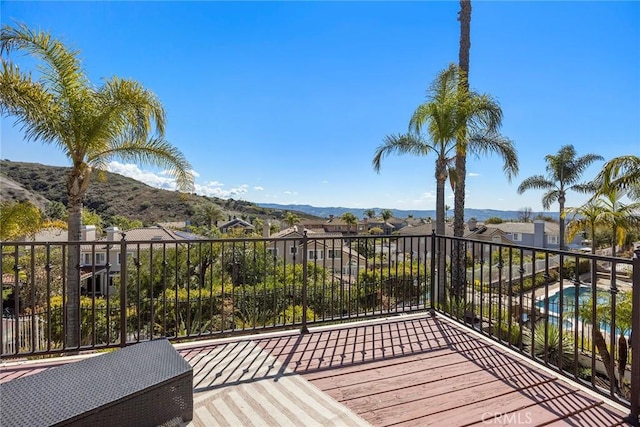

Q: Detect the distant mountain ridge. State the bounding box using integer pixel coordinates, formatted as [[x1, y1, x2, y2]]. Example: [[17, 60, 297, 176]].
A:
[[257, 203, 559, 222]]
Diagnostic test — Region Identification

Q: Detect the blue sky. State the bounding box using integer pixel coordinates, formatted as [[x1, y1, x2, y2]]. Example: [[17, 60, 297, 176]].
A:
[[1, 1, 638, 213]]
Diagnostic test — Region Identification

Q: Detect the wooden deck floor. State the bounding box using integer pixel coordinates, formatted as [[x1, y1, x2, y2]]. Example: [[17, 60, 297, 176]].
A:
[[1, 313, 634, 426]]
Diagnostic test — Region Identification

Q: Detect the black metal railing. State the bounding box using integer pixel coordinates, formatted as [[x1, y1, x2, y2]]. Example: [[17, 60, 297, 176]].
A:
[[1, 231, 638, 422]]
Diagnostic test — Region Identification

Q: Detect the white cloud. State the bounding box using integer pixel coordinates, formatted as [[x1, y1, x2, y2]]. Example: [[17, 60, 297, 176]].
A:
[[107, 161, 177, 190], [195, 183, 248, 199], [107, 161, 249, 199], [253, 186, 264, 191], [468, 172, 480, 177], [321, 180, 329, 184]]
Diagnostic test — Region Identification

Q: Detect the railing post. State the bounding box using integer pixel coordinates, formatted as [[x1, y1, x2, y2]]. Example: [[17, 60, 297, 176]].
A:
[[120, 233, 128, 347], [628, 248, 640, 425], [430, 230, 436, 316], [300, 230, 309, 334]]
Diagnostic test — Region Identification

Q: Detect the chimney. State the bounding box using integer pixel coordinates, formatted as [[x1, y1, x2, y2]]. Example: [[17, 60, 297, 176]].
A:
[[533, 220, 545, 248], [263, 222, 271, 238], [328, 214, 334, 222], [106, 226, 120, 241], [81, 225, 96, 241], [467, 218, 478, 232]]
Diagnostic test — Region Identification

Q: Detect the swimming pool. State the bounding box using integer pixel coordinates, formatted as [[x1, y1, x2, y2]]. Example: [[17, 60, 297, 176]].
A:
[[534, 285, 627, 337]]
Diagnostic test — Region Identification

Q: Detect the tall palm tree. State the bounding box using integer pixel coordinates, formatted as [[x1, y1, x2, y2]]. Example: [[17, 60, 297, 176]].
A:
[[517, 145, 603, 250], [375, 65, 518, 237], [364, 209, 376, 219], [0, 24, 194, 347], [283, 211, 301, 228], [453, 0, 472, 239], [593, 155, 640, 202], [381, 209, 393, 223], [374, 132, 454, 236]]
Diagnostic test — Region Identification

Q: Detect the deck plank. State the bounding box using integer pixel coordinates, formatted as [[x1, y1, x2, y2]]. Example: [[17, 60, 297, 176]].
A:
[[1, 314, 633, 426]]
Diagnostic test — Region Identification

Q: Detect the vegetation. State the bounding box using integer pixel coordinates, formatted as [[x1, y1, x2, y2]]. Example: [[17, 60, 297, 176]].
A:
[[1, 23, 195, 347], [517, 145, 603, 250]]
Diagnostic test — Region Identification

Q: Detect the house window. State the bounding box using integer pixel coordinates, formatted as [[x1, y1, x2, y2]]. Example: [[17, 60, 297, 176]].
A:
[[328, 250, 341, 259], [511, 233, 522, 242], [267, 248, 278, 257], [548, 235, 559, 245], [492, 236, 502, 243], [84, 252, 106, 265], [289, 246, 298, 255], [117, 252, 133, 265], [308, 250, 324, 260]]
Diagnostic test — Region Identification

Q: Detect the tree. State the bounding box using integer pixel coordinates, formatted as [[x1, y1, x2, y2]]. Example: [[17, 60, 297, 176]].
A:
[[341, 212, 358, 235], [283, 211, 301, 228], [593, 155, 640, 201], [45, 201, 67, 221], [197, 203, 225, 230], [109, 215, 143, 231], [0, 201, 43, 240], [0, 24, 194, 347], [594, 188, 640, 257], [381, 209, 393, 222], [453, 0, 472, 239], [564, 201, 605, 254], [518, 207, 533, 223], [82, 208, 103, 233], [364, 209, 376, 219], [374, 65, 517, 237], [517, 145, 603, 250]]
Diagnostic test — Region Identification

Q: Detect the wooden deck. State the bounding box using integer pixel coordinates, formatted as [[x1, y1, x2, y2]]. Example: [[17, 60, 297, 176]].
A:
[[1, 313, 634, 426]]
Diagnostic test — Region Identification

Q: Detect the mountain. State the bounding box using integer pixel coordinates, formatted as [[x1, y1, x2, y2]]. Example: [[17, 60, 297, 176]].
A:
[[0, 160, 557, 226], [0, 160, 317, 226], [257, 203, 559, 222]]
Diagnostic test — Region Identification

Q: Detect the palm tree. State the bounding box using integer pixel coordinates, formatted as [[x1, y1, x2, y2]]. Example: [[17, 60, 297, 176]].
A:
[[595, 188, 640, 257], [364, 209, 376, 219], [517, 145, 603, 250], [593, 155, 640, 202], [374, 132, 453, 236], [199, 203, 225, 230], [381, 209, 393, 223], [0, 24, 194, 347], [453, 0, 472, 239], [283, 211, 301, 228], [341, 212, 358, 235], [564, 201, 606, 254]]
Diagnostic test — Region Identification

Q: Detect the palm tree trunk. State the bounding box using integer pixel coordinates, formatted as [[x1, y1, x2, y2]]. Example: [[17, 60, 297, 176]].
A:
[[558, 193, 566, 250], [618, 334, 628, 393], [65, 165, 91, 349], [452, 0, 472, 300], [65, 196, 82, 349], [594, 327, 616, 388]]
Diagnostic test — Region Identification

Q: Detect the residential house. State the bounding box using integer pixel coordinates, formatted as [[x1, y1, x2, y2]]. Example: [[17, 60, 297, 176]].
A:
[[490, 220, 581, 250], [79, 225, 203, 296], [358, 218, 395, 235], [218, 217, 255, 234], [266, 227, 367, 278]]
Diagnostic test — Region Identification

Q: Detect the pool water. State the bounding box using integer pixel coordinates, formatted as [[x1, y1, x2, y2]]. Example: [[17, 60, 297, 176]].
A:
[[534, 285, 627, 337]]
